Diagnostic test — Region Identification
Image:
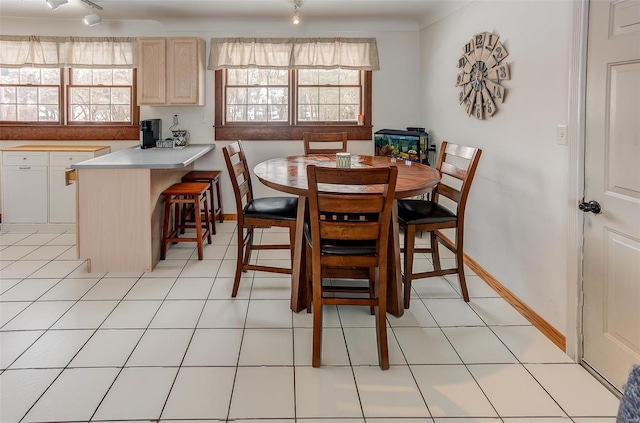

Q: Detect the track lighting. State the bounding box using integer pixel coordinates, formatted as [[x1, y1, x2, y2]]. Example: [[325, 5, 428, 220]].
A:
[[45, 0, 68, 11], [84, 12, 101, 26], [292, 0, 302, 25]]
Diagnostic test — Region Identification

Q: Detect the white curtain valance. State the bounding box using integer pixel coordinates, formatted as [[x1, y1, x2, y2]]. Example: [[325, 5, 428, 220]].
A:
[[208, 37, 380, 71], [0, 36, 136, 68]]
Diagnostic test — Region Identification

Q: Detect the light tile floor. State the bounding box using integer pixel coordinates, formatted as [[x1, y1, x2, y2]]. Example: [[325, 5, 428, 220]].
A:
[[0, 223, 621, 422]]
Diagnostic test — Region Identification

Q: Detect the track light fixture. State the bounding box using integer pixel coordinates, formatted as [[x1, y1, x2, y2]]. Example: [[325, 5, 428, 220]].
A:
[[292, 0, 302, 25], [84, 12, 102, 26], [80, 0, 103, 10], [45, 0, 68, 11]]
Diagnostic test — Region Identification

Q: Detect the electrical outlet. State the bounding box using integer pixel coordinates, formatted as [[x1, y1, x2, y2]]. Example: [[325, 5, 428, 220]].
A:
[[557, 125, 568, 146], [200, 113, 206, 124]]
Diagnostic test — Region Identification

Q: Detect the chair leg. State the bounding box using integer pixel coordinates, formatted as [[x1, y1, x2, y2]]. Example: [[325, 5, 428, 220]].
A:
[[311, 253, 323, 368], [375, 266, 389, 370], [431, 230, 442, 271], [243, 227, 253, 267], [207, 183, 217, 235], [202, 195, 212, 244], [160, 196, 170, 260], [453, 229, 470, 302], [194, 196, 204, 260], [368, 267, 375, 315], [231, 225, 245, 297], [305, 242, 313, 313], [403, 225, 416, 309]]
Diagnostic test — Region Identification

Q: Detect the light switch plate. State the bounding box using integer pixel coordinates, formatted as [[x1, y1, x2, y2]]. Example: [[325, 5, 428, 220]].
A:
[[557, 125, 568, 145]]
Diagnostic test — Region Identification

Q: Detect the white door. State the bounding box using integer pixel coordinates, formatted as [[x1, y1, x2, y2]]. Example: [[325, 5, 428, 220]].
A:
[[582, 0, 640, 391]]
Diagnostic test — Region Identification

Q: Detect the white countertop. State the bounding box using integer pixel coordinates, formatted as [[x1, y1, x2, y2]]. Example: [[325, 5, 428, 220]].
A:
[[70, 144, 215, 169]]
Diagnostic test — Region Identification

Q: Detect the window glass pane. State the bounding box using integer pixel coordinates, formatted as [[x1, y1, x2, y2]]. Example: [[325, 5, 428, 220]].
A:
[[0, 105, 17, 120], [1, 69, 20, 84], [298, 69, 318, 85], [227, 88, 247, 105], [112, 104, 131, 121], [226, 69, 247, 85], [339, 69, 360, 85], [298, 104, 318, 121], [268, 69, 288, 85], [318, 69, 340, 85], [93, 69, 113, 85], [39, 105, 59, 121], [340, 87, 360, 103], [319, 105, 340, 121], [41, 69, 61, 84], [318, 87, 340, 104], [247, 87, 268, 104], [91, 87, 111, 104], [226, 105, 246, 121], [17, 105, 38, 120], [18, 87, 38, 104], [113, 69, 132, 85], [72, 69, 93, 85], [1, 87, 16, 104], [92, 105, 111, 121], [341, 105, 358, 121], [111, 87, 130, 105], [20, 68, 41, 84], [247, 105, 268, 121], [269, 105, 288, 121], [247, 68, 261, 85], [298, 87, 318, 105], [71, 104, 90, 121], [268, 87, 287, 105], [39, 87, 58, 105]]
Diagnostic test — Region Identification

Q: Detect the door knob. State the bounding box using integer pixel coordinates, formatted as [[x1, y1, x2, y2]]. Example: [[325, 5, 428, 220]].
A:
[[579, 200, 601, 214]]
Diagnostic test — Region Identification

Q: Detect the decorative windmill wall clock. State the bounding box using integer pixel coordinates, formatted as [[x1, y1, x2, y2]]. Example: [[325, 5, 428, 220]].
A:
[[456, 32, 510, 120]]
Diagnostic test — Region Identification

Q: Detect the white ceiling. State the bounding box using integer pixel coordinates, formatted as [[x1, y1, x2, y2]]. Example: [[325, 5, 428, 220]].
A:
[[0, 0, 473, 29]]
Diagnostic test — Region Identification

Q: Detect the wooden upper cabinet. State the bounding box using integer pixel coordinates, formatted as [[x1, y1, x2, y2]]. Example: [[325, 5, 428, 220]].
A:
[[137, 37, 205, 106]]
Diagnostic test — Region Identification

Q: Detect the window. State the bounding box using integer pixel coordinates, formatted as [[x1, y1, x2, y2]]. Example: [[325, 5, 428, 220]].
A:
[[0, 68, 62, 123], [68, 68, 134, 123], [215, 68, 372, 141], [225, 68, 289, 123], [297, 69, 361, 123], [0, 66, 139, 140]]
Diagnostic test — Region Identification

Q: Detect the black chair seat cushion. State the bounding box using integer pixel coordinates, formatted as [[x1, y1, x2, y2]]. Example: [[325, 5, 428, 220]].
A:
[[397, 199, 457, 225], [244, 197, 298, 220], [303, 221, 376, 255]]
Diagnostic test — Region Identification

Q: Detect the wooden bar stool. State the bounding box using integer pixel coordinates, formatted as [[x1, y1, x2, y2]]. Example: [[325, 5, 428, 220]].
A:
[[160, 182, 212, 261], [182, 170, 224, 234]]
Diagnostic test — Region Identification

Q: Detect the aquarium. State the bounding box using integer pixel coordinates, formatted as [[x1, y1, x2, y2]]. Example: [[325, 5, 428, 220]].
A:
[[374, 128, 431, 165]]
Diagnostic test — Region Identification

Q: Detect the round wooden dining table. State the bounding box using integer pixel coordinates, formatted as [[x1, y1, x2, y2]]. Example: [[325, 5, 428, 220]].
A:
[[254, 154, 440, 317]]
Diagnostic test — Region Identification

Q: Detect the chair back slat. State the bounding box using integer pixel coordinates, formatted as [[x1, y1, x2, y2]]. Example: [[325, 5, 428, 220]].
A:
[[320, 222, 381, 241], [444, 142, 477, 160], [319, 195, 384, 214], [436, 183, 461, 203], [303, 132, 348, 155], [440, 162, 467, 181]]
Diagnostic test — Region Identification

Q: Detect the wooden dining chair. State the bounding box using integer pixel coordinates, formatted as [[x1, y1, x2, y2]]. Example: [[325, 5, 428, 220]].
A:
[[398, 141, 482, 308], [222, 141, 298, 297], [303, 132, 348, 154], [305, 164, 398, 370]]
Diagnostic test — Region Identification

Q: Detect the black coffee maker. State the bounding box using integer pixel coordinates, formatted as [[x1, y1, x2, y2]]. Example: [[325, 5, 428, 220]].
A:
[[140, 119, 161, 149]]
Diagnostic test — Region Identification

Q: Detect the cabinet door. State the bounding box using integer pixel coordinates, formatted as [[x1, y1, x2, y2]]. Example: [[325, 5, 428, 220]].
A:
[[2, 166, 48, 223], [167, 38, 204, 105], [137, 38, 166, 105]]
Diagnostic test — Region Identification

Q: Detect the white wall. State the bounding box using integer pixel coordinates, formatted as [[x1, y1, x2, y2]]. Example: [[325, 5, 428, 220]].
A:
[[419, 1, 573, 333], [0, 17, 422, 210]]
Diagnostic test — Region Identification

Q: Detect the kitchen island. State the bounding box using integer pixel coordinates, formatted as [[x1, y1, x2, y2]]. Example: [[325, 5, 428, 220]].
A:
[[71, 144, 215, 273]]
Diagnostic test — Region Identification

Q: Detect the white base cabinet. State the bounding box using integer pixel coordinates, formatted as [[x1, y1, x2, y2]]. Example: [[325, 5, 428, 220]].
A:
[[1, 147, 110, 229]]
